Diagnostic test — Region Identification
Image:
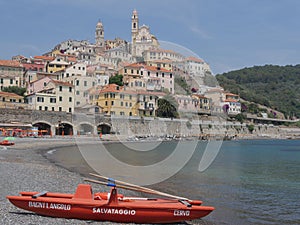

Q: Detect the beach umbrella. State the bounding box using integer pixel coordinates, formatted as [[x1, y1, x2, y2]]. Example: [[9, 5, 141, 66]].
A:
[[4, 137, 15, 141]]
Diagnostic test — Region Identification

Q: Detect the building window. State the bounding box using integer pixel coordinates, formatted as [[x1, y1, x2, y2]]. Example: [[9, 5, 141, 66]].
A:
[[84, 81, 87, 86], [37, 97, 44, 102], [76, 80, 79, 86], [50, 98, 56, 103], [39, 106, 42, 110], [76, 91, 80, 95], [59, 107, 62, 111], [59, 86, 62, 91], [111, 101, 114, 106], [59, 96, 62, 101], [45, 106, 48, 111], [69, 108, 72, 113], [105, 101, 108, 106], [69, 87, 72, 92], [52, 107, 55, 111], [10, 79, 13, 84], [69, 97, 72, 102], [121, 102, 123, 106]]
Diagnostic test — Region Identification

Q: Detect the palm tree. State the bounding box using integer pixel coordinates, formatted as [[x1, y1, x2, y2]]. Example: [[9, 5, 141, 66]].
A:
[[156, 95, 178, 118]]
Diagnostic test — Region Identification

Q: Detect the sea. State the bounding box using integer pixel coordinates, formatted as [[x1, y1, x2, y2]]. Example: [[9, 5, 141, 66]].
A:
[[46, 139, 300, 225]]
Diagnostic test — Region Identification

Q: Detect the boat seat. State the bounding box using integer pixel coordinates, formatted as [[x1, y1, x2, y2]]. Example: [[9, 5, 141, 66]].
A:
[[73, 184, 93, 199], [32, 191, 48, 199]]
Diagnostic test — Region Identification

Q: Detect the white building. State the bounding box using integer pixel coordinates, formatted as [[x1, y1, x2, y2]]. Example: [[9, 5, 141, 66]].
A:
[[59, 63, 97, 107], [26, 78, 75, 113]]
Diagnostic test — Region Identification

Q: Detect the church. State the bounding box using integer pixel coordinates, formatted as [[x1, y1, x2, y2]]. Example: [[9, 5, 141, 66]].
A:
[[131, 9, 159, 57]]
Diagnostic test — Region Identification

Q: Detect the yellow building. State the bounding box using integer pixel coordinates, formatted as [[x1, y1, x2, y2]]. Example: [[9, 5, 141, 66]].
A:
[[96, 84, 138, 116], [47, 57, 69, 74]]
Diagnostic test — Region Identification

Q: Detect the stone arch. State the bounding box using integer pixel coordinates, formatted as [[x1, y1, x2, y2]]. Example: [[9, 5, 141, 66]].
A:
[[32, 120, 52, 136], [97, 122, 111, 135], [56, 121, 74, 136], [76, 122, 95, 135]]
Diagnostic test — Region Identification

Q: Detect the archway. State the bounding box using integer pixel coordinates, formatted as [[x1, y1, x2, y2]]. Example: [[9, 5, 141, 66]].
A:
[[77, 123, 94, 135], [56, 122, 74, 136], [97, 123, 111, 135], [33, 122, 52, 136]]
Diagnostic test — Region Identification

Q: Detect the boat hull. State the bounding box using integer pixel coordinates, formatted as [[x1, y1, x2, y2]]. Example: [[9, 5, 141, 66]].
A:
[[7, 184, 214, 223]]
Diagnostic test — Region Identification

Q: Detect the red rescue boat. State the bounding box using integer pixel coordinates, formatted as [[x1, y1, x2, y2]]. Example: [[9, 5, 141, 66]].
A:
[[0, 140, 15, 146], [6, 174, 214, 224]]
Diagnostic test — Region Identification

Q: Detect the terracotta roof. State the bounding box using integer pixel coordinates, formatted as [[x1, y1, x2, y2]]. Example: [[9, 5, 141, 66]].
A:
[[124, 62, 145, 69], [51, 79, 74, 87], [144, 65, 171, 73], [0, 91, 23, 98], [225, 92, 239, 97], [99, 84, 123, 94], [34, 56, 55, 61], [185, 56, 204, 63], [0, 60, 22, 68]]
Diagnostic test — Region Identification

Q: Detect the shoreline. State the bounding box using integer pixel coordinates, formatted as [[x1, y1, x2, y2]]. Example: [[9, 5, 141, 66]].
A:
[[0, 137, 216, 225]]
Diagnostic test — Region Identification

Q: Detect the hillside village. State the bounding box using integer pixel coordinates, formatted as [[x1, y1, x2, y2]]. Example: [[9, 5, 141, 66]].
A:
[[0, 10, 240, 119], [3, 10, 299, 140]]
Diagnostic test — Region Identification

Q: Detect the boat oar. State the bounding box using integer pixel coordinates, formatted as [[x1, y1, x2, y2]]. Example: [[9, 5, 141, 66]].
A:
[[88, 173, 189, 201], [84, 178, 164, 196]]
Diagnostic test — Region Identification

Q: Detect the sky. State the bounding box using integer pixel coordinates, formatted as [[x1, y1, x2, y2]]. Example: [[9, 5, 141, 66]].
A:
[[0, 0, 300, 74]]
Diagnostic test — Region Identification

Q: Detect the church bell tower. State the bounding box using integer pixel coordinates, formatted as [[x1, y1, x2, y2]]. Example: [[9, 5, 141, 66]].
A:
[[131, 9, 139, 43], [95, 20, 104, 48]]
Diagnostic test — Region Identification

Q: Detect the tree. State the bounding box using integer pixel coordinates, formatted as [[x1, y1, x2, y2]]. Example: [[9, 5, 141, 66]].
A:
[[109, 74, 123, 86], [235, 113, 246, 123], [2, 86, 26, 96], [156, 95, 178, 118]]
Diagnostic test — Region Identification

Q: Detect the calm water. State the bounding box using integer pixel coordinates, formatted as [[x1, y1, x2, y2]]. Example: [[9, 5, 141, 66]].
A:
[[49, 139, 300, 225]]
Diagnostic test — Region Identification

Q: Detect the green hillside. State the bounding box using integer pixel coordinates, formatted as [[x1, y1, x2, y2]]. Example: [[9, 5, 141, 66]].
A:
[[216, 64, 300, 118]]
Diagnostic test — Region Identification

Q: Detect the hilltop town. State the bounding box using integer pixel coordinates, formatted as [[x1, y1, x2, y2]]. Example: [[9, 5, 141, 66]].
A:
[[0, 10, 299, 139]]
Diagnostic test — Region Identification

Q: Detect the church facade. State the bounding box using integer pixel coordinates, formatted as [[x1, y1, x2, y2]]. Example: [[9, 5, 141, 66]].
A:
[[131, 9, 159, 57]]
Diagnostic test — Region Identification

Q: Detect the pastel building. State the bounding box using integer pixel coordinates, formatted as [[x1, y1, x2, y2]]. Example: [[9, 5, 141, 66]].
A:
[[26, 77, 74, 112], [59, 62, 97, 107], [47, 57, 70, 74], [0, 60, 24, 90], [0, 91, 27, 109], [176, 94, 211, 115], [221, 93, 241, 115], [96, 84, 138, 116]]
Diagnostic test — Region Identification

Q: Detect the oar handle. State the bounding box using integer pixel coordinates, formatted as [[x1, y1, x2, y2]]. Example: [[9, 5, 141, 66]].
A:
[[88, 173, 190, 201]]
